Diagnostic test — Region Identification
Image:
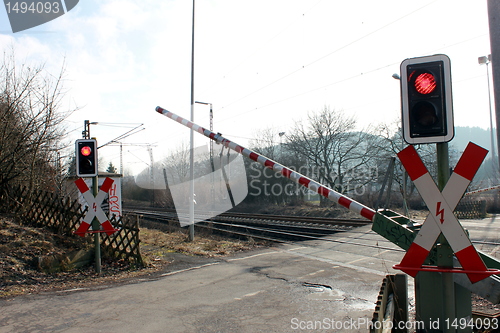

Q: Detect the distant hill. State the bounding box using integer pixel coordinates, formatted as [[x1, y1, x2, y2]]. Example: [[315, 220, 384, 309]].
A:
[[451, 126, 496, 156], [451, 126, 498, 185]]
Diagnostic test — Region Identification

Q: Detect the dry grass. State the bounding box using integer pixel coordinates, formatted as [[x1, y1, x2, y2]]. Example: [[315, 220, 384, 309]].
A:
[[0, 214, 268, 299], [140, 227, 259, 259]]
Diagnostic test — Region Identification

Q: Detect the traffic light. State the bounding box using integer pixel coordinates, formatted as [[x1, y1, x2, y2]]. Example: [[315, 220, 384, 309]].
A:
[[76, 139, 97, 177], [401, 54, 454, 144]]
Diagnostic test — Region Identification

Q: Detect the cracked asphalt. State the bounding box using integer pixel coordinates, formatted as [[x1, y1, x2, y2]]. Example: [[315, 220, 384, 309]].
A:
[[1, 225, 404, 332]]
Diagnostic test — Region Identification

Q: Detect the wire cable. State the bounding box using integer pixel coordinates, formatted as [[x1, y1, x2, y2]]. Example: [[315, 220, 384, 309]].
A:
[[216, 1, 438, 114], [199, 0, 325, 97]]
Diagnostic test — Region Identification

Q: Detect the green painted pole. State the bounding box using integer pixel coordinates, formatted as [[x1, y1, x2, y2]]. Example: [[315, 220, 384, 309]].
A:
[[412, 143, 472, 332], [437, 142, 473, 332], [92, 175, 101, 274], [436, 142, 455, 332]]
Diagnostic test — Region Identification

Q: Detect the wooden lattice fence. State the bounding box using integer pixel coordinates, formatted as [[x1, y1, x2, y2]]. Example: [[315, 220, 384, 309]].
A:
[[5, 185, 86, 234], [455, 200, 487, 219], [2, 185, 143, 265], [102, 215, 143, 266]]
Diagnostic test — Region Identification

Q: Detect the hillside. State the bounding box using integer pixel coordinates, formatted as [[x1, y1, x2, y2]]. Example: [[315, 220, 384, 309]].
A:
[[453, 126, 496, 154]]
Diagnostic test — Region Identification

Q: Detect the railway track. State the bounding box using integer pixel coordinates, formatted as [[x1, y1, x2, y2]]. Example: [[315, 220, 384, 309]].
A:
[[123, 207, 370, 242], [218, 211, 368, 226]]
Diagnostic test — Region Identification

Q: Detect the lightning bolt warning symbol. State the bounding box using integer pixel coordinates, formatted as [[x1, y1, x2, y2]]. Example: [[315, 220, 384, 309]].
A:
[[436, 201, 445, 224]]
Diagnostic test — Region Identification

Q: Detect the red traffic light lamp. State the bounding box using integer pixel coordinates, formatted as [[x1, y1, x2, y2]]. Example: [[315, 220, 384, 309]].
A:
[[401, 54, 454, 144], [80, 145, 92, 156], [76, 139, 97, 177], [413, 72, 436, 94]]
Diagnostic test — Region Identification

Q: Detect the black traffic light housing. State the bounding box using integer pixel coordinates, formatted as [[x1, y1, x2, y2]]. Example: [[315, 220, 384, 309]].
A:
[[76, 139, 98, 177], [401, 54, 454, 144]]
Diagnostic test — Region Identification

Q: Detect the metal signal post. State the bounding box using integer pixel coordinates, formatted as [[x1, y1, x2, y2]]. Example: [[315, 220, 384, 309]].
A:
[[75, 137, 103, 274], [399, 54, 478, 331], [77, 120, 103, 273]]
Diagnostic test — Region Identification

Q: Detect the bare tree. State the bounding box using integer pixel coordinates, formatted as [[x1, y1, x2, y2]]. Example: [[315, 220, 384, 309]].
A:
[[286, 106, 383, 205], [375, 120, 463, 209], [162, 143, 191, 185], [247, 127, 308, 205], [249, 127, 282, 161], [0, 48, 74, 194]]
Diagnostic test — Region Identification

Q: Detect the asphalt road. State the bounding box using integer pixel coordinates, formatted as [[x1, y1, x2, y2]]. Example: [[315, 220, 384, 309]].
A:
[[3, 215, 499, 333], [1, 224, 403, 333]]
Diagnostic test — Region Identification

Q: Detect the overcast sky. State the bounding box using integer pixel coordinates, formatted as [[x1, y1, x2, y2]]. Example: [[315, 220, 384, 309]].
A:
[[0, 0, 493, 175]]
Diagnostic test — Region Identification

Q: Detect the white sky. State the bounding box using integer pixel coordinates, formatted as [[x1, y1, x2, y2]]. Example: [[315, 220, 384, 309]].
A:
[[0, 0, 493, 175]]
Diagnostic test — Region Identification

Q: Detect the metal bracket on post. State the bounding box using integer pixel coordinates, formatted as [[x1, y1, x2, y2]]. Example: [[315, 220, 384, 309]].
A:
[[372, 210, 419, 250]]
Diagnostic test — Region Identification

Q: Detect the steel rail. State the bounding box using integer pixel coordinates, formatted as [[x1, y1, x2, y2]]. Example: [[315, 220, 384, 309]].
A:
[[128, 208, 403, 252], [124, 207, 368, 228]]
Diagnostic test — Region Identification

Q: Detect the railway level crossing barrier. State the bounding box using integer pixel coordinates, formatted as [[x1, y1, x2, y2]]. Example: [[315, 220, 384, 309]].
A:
[[155, 106, 500, 331], [155, 106, 377, 220]]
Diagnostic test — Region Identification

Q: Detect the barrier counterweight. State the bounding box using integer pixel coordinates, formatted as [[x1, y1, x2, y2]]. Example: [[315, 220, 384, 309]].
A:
[[155, 106, 376, 221]]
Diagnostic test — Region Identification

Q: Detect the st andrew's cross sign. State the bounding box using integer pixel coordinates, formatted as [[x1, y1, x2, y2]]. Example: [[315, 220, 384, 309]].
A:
[[394, 143, 499, 284], [74, 177, 118, 236]]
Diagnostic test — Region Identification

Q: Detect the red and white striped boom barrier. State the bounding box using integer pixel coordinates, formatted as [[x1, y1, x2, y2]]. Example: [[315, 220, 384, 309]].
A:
[[465, 184, 500, 196], [155, 106, 376, 221]]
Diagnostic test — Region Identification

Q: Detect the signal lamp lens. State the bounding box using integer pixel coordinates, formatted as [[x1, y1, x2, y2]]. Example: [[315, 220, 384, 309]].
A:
[[413, 101, 438, 127], [414, 73, 436, 94], [81, 146, 92, 156]]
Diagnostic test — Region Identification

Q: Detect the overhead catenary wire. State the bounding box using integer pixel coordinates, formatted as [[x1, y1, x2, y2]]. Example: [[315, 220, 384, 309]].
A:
[[198, 2, 489, 133], [214, 30, 488, 126], [219, 62, 398, 123], [214, 1, 439, 116], [98, 124, 145, 149], [199, 0, 325, 98]]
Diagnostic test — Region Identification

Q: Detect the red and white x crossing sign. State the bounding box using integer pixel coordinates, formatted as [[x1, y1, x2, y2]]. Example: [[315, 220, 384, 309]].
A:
[[74, 177, 118, 237], [394, 142, 495, 284]]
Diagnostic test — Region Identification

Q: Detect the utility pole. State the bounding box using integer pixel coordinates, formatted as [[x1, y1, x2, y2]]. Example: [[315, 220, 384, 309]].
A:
[[195, 101, 214, 172], [195, 101, 215, 223], [188, 0, 196, 241], [478, 54, 498, 182], [488, 0, 500, 173]]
